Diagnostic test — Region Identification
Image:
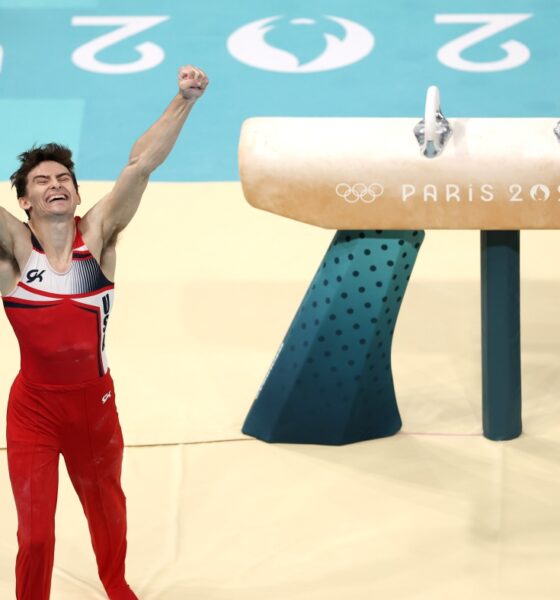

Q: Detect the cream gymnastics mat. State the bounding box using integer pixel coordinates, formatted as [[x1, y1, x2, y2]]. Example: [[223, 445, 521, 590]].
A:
[[1, 181, 560, 598]]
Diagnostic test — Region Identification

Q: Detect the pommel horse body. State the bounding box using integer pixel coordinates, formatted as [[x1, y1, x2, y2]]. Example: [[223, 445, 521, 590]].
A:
[[238, 103, 560, 445]]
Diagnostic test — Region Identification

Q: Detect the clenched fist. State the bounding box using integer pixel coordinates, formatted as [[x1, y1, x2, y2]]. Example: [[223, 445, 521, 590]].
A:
[[178, 65, 209, 101]]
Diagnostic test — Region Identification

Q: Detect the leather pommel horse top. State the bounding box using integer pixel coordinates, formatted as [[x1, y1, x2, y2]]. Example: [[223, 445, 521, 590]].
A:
[[238, 117, 560, 230]]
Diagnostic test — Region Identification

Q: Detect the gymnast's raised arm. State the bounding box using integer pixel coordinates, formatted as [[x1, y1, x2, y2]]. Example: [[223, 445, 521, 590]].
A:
[[80, 64, 209, 248], [0, 206, 31, 294], [0, 207, 17, 257]]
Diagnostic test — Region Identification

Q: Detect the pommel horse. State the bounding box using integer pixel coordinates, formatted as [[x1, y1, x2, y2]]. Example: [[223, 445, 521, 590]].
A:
[[238, 86, 560, 445]]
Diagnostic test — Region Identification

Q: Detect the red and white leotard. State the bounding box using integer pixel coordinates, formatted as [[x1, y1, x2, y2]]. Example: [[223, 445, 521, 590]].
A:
[[2, 217, 114, 385]]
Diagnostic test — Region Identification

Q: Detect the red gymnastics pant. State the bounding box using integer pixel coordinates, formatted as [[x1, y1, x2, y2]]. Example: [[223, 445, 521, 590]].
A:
[[6, 371, 138, 600]]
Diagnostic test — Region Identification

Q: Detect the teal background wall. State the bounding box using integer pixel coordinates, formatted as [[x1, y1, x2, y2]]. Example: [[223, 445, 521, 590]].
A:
[[0, 0, 556, 182]]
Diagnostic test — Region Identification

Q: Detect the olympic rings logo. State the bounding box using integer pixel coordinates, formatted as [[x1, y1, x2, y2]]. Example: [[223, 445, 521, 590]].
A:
[[335, 183, 385, 203]]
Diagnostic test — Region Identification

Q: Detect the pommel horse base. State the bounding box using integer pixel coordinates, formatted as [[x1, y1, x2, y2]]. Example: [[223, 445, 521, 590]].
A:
[[238, 99, 560, 445]]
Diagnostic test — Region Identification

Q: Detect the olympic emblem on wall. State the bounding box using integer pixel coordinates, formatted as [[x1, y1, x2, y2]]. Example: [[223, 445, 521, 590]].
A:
[[335, 183, 385, 203]]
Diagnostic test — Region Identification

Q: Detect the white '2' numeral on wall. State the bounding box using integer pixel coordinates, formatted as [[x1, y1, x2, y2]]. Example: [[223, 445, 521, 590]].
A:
[[435, 14, 532, 72], [71, 16, 169, 74]]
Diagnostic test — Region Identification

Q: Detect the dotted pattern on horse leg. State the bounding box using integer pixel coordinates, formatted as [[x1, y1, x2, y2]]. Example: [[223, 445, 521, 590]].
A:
[[244, 229, 425, 444]]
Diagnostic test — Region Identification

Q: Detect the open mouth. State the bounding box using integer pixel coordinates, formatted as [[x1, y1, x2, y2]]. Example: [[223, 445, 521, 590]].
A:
[[47, 195, 67, 203]]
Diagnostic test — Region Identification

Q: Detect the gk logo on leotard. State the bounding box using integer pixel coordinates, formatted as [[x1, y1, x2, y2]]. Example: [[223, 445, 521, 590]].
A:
[[26, 269, 45, 283]]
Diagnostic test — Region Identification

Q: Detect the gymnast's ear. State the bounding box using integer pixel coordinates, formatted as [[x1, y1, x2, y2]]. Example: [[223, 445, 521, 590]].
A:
[[18, 196, 31, 212]]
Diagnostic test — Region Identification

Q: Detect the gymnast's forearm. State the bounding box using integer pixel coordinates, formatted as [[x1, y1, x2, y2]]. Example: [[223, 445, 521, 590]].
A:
[[129, 92, 196, 174]]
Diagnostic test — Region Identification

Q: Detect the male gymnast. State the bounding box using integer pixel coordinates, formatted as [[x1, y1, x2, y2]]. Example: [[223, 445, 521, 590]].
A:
[[0, 64, 208, 599]]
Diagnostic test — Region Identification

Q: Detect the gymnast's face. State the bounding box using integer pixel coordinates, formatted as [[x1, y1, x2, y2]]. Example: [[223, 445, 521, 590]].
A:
[[19, 161, 81, 220]]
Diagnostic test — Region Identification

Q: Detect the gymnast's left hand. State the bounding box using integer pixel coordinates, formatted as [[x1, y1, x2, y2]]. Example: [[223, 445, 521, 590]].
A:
[[178, 65, 209, 102]]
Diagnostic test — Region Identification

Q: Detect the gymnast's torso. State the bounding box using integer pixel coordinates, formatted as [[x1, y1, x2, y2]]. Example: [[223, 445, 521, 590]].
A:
[[2, 216, 115, 385]]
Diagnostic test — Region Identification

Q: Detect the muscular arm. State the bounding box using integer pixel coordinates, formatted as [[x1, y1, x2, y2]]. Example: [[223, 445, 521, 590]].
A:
[[130, 92, 196, 174], [82, 65, 208, 246], [0, 206, 29, 257], [0, 206, 31, 294], [0, 207, 15, 256]]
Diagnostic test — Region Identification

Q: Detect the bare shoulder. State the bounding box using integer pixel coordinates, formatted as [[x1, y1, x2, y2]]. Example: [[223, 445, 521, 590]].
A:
[[80, 203, 105, 262], [0, 205, 30, 240]]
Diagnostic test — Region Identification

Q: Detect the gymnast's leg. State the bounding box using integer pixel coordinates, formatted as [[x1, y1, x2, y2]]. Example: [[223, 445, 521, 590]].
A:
[[6, 375, 60, 600], [61, 374, 138, 600]]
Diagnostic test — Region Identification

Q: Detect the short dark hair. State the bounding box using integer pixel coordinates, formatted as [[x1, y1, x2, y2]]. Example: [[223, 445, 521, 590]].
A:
[[10, 143, 79, 219]]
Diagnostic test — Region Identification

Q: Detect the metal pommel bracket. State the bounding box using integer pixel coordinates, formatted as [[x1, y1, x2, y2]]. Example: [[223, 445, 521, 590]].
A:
[[414, 85, 452, 158], [554, 120, 560, 142]]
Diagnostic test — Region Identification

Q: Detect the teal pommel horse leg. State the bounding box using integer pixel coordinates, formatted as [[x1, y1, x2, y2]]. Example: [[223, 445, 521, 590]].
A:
[[481, 230, 522, 440], [243, 229, 424, 445]]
